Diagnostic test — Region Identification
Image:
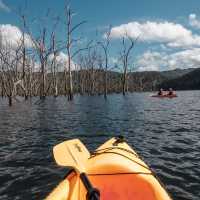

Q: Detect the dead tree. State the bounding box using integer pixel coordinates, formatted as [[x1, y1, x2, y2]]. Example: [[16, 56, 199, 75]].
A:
[[120, 36, 137, 95], [31, 27, 57, 98], [97, 54, 104, 95], [19, 15, 29, 100], [98, 26, 111, 99], [77, 55, 85, 95], [88, 49, 98, 95], [39, 29, 47, 99], [51, 34, 58, 97], [64, 5, 87, 100], [0, 37, 24, 106], [12, 9, 34, 100]]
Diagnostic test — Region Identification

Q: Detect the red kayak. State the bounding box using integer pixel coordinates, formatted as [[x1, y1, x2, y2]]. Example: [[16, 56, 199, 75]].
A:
[[151, 94, 177, 98]]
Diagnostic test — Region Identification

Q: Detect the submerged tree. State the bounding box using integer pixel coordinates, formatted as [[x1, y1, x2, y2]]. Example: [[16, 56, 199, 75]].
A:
[[30, 11, 62, 100], [51, 33, 59, 97], [64, 5, 87, 100], [120, 35, 138, 96], [98, 26, 111, 99], [0, 35, 25, 106]]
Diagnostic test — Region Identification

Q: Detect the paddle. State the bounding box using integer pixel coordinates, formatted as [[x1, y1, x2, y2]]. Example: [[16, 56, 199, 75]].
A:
[[53, 139, 100, 200]]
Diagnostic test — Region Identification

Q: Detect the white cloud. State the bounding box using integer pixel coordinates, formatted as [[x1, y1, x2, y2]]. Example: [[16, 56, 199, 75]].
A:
[[48, 52, 78, 72], [136, 48, 200, 71], [110, 57, 118, 65], [110, 21, 200, 48], [0, 24, 32, 49], [136, 51, 167, 71], [0, 0, 10, 12], [0, 25, 79, 72], [169, 48, 200, 69], [189, 13, 200, 29]]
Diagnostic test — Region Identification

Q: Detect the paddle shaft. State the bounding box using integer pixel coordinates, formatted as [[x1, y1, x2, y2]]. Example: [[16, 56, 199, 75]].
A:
[[80, 173, 100, 200]]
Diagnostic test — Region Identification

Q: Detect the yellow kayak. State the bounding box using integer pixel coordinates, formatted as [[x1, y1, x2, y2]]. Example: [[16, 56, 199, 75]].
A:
[[46, 137, 172, 200]]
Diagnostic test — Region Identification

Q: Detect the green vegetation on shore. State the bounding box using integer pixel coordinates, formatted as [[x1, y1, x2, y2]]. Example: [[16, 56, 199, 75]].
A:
[[1, 67, 199, 106]]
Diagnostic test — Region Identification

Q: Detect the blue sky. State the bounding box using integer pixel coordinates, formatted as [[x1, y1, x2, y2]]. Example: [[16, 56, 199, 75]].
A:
[[1, 0, 200, 71]]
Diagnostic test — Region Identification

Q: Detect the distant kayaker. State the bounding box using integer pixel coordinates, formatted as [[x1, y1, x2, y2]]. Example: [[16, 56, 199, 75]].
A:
[[158, 88, 164, 96], [168, 88, 175, 96]]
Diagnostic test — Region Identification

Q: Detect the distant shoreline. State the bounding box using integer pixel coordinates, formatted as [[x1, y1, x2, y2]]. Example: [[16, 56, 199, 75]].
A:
[[1, 67, 199, 106]]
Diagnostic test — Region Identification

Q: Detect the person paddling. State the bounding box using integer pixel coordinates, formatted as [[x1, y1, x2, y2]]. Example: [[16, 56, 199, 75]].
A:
[[158, 88, 164, 96], [168, 88, 175, 96]]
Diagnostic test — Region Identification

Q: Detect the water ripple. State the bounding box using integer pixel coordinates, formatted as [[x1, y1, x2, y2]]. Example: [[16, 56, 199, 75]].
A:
[[0, 92, 200, 200]]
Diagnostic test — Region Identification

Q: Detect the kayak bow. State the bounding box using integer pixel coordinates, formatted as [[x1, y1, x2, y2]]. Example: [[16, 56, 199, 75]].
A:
[[46, 137, 172, 200]]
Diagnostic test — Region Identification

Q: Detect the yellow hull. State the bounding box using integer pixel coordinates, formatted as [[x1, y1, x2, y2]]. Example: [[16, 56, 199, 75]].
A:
[[46, 137, 172, 200]]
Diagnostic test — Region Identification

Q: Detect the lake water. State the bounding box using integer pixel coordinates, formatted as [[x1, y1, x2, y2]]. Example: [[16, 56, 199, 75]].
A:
[[0, 91, 200, 200]]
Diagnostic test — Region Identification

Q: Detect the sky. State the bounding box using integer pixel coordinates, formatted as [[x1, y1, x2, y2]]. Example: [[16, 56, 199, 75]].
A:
[[1, 0, 200, 71]]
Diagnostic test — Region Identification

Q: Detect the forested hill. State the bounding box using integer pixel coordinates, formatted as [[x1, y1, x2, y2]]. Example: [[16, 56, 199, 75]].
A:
[[160, 68, 195, 80], [159, 68, 200, 90], [127, 68, 196, 91]]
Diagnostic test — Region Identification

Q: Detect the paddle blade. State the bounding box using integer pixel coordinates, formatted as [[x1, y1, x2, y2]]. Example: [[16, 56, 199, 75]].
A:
[[53, 139, 90, 172]]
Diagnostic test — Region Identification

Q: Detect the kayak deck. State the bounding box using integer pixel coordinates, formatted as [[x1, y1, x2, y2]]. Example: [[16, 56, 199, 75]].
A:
[[69, 172, 158, 200], [46, 137, 172, 200]]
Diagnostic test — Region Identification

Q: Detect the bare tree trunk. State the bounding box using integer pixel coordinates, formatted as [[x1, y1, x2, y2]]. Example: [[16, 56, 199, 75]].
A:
[[8, 96, 12, 106], [52, 34, 58, 97], [39, 29, 46, 100], [120, 36, 136, 96], [122, 60, 127, 96], [104, 63, 108, 99], [21, 15, 28, 100], [98, 26, 111, 99], [64, 5, 88, 100], [1, 78, 5, 98], [40, 62, 46, 99], [66, 8, 73, 100]]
